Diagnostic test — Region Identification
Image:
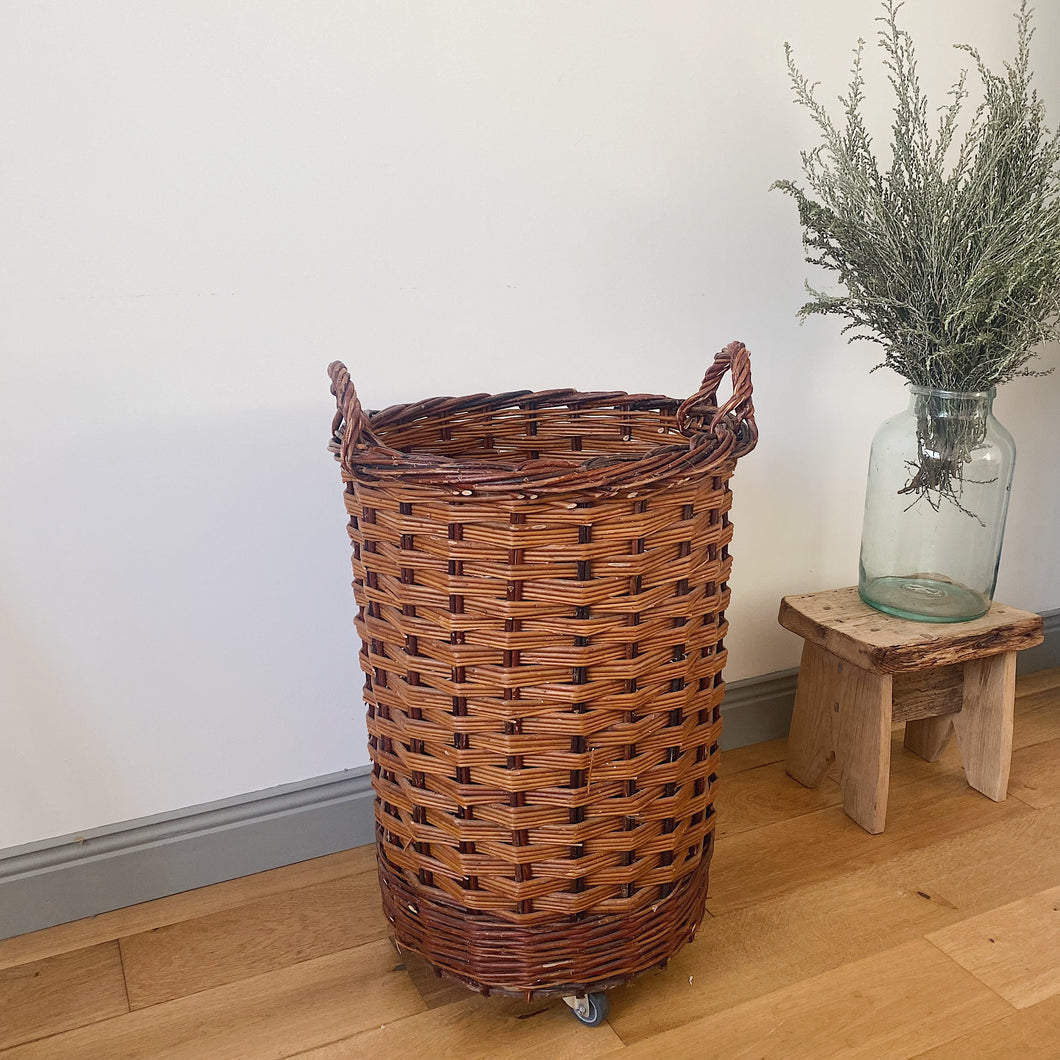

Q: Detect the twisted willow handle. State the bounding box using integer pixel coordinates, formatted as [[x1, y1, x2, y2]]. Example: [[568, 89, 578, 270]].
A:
[[676, 340, 757, 453], [328, 360, 383, 469]]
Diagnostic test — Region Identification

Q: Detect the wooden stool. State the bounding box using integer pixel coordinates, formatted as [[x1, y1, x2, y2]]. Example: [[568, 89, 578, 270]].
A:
[[779, 586, 1043, 834]]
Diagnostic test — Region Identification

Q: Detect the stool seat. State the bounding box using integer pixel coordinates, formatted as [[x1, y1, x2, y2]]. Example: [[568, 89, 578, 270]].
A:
[[779, 587, 1044, 834]]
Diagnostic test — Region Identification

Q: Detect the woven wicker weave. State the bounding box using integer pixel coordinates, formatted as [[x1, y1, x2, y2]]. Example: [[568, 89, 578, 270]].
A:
[[328, 341, 757, 999]]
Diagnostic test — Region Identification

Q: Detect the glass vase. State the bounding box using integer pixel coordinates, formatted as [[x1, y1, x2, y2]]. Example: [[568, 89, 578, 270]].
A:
[[858, 385, 1016, 622]]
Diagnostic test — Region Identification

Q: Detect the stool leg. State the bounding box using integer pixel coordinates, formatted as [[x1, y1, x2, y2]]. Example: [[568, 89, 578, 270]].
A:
[[786, 642, 894, 834], [834, 663, 893, 835], [786, 642, 842, 789], [953, 651, 1016, 801], [904, 715, 955, 762]]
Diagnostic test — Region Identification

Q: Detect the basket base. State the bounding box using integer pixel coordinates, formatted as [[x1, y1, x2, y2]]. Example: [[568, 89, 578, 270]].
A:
[[377, 844, 713, 1001]]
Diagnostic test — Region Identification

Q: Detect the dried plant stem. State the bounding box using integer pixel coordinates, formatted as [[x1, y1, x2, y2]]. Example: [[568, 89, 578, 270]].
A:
[[774, 1, 1060, 508], [900, 391, 994, 522]]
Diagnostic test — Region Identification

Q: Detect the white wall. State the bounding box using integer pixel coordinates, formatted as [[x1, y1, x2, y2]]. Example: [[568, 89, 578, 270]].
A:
[[3, 0, 1058, 851]]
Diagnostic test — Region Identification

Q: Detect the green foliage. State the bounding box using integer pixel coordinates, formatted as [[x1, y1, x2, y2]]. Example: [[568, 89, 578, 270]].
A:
[[774, 0, 1060, 391]]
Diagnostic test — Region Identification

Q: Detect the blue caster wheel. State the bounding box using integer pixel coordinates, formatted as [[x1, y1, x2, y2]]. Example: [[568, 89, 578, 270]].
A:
[[563, 991, 609, 1026]]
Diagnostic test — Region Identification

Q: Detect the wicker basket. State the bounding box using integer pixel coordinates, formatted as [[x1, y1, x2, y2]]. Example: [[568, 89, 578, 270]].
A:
[[328, 341, 757, 1001]]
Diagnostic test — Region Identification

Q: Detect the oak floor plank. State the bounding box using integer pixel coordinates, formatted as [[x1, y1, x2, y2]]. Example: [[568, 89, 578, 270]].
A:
[[1006, 737, 1060, 809], [601, 939, 1013, 1060], [0, 667, 1055, 1059], [609, 803, 1060, 1043], [1011, 684, 1060, 749], [397, 950, 478, 1010], [0, 847, 376, 973], [714, 758, 841, 838], [609, 862, 960, 1044], [882, 731, 961, 785], [877, 802, 1060, 919], [286, 993, 624, 1060], [1012, 667, 1060, 698], [0, 943, 128, 1051], [0, 939, 423, 1060], [927, 883, 1060, 1009], [120, 875, 389, 1009], [908, 991, 1060, 1059], [705, 768, 1034, 915], [716, 735, 788, 777]]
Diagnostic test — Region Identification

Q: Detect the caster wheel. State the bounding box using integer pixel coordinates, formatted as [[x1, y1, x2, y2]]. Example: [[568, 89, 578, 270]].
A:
[[563, 991, 609, 1027]]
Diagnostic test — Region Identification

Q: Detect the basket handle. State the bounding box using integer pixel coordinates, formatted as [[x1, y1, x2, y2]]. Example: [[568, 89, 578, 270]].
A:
[[328, 361, 382, 468], [676, 340, 757, 453]]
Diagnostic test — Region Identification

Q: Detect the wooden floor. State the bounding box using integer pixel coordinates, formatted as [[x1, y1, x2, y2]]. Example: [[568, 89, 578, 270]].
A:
[[4, 668, 1060, 1059]]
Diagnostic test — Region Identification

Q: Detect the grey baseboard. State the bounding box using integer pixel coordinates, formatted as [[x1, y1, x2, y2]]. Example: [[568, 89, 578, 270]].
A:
[[719, 668, 799, 749], [3, 608, 1057, 943], [0, 770, 375, 942]]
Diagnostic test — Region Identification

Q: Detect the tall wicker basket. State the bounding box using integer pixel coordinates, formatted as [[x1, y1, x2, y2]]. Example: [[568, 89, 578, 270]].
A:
[[328, 341, 757, 1006]]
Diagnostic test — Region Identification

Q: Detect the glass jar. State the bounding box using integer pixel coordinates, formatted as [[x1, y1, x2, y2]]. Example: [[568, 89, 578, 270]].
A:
[[858, 385, 1016, 622]]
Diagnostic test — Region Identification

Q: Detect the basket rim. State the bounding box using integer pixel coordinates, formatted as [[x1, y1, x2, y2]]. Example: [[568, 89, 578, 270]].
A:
[[328, 422, 750, 496], [328, 389, 755, 495], [327, 343, 757, 494]]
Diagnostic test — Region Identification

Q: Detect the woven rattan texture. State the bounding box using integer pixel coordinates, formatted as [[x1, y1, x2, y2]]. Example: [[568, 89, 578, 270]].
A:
[[381, 846, 712, 999], [329, 341, 756, 995]]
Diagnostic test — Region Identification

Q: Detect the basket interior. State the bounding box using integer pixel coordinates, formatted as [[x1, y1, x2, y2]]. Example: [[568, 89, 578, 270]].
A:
[[371, 400, 691, 465]]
